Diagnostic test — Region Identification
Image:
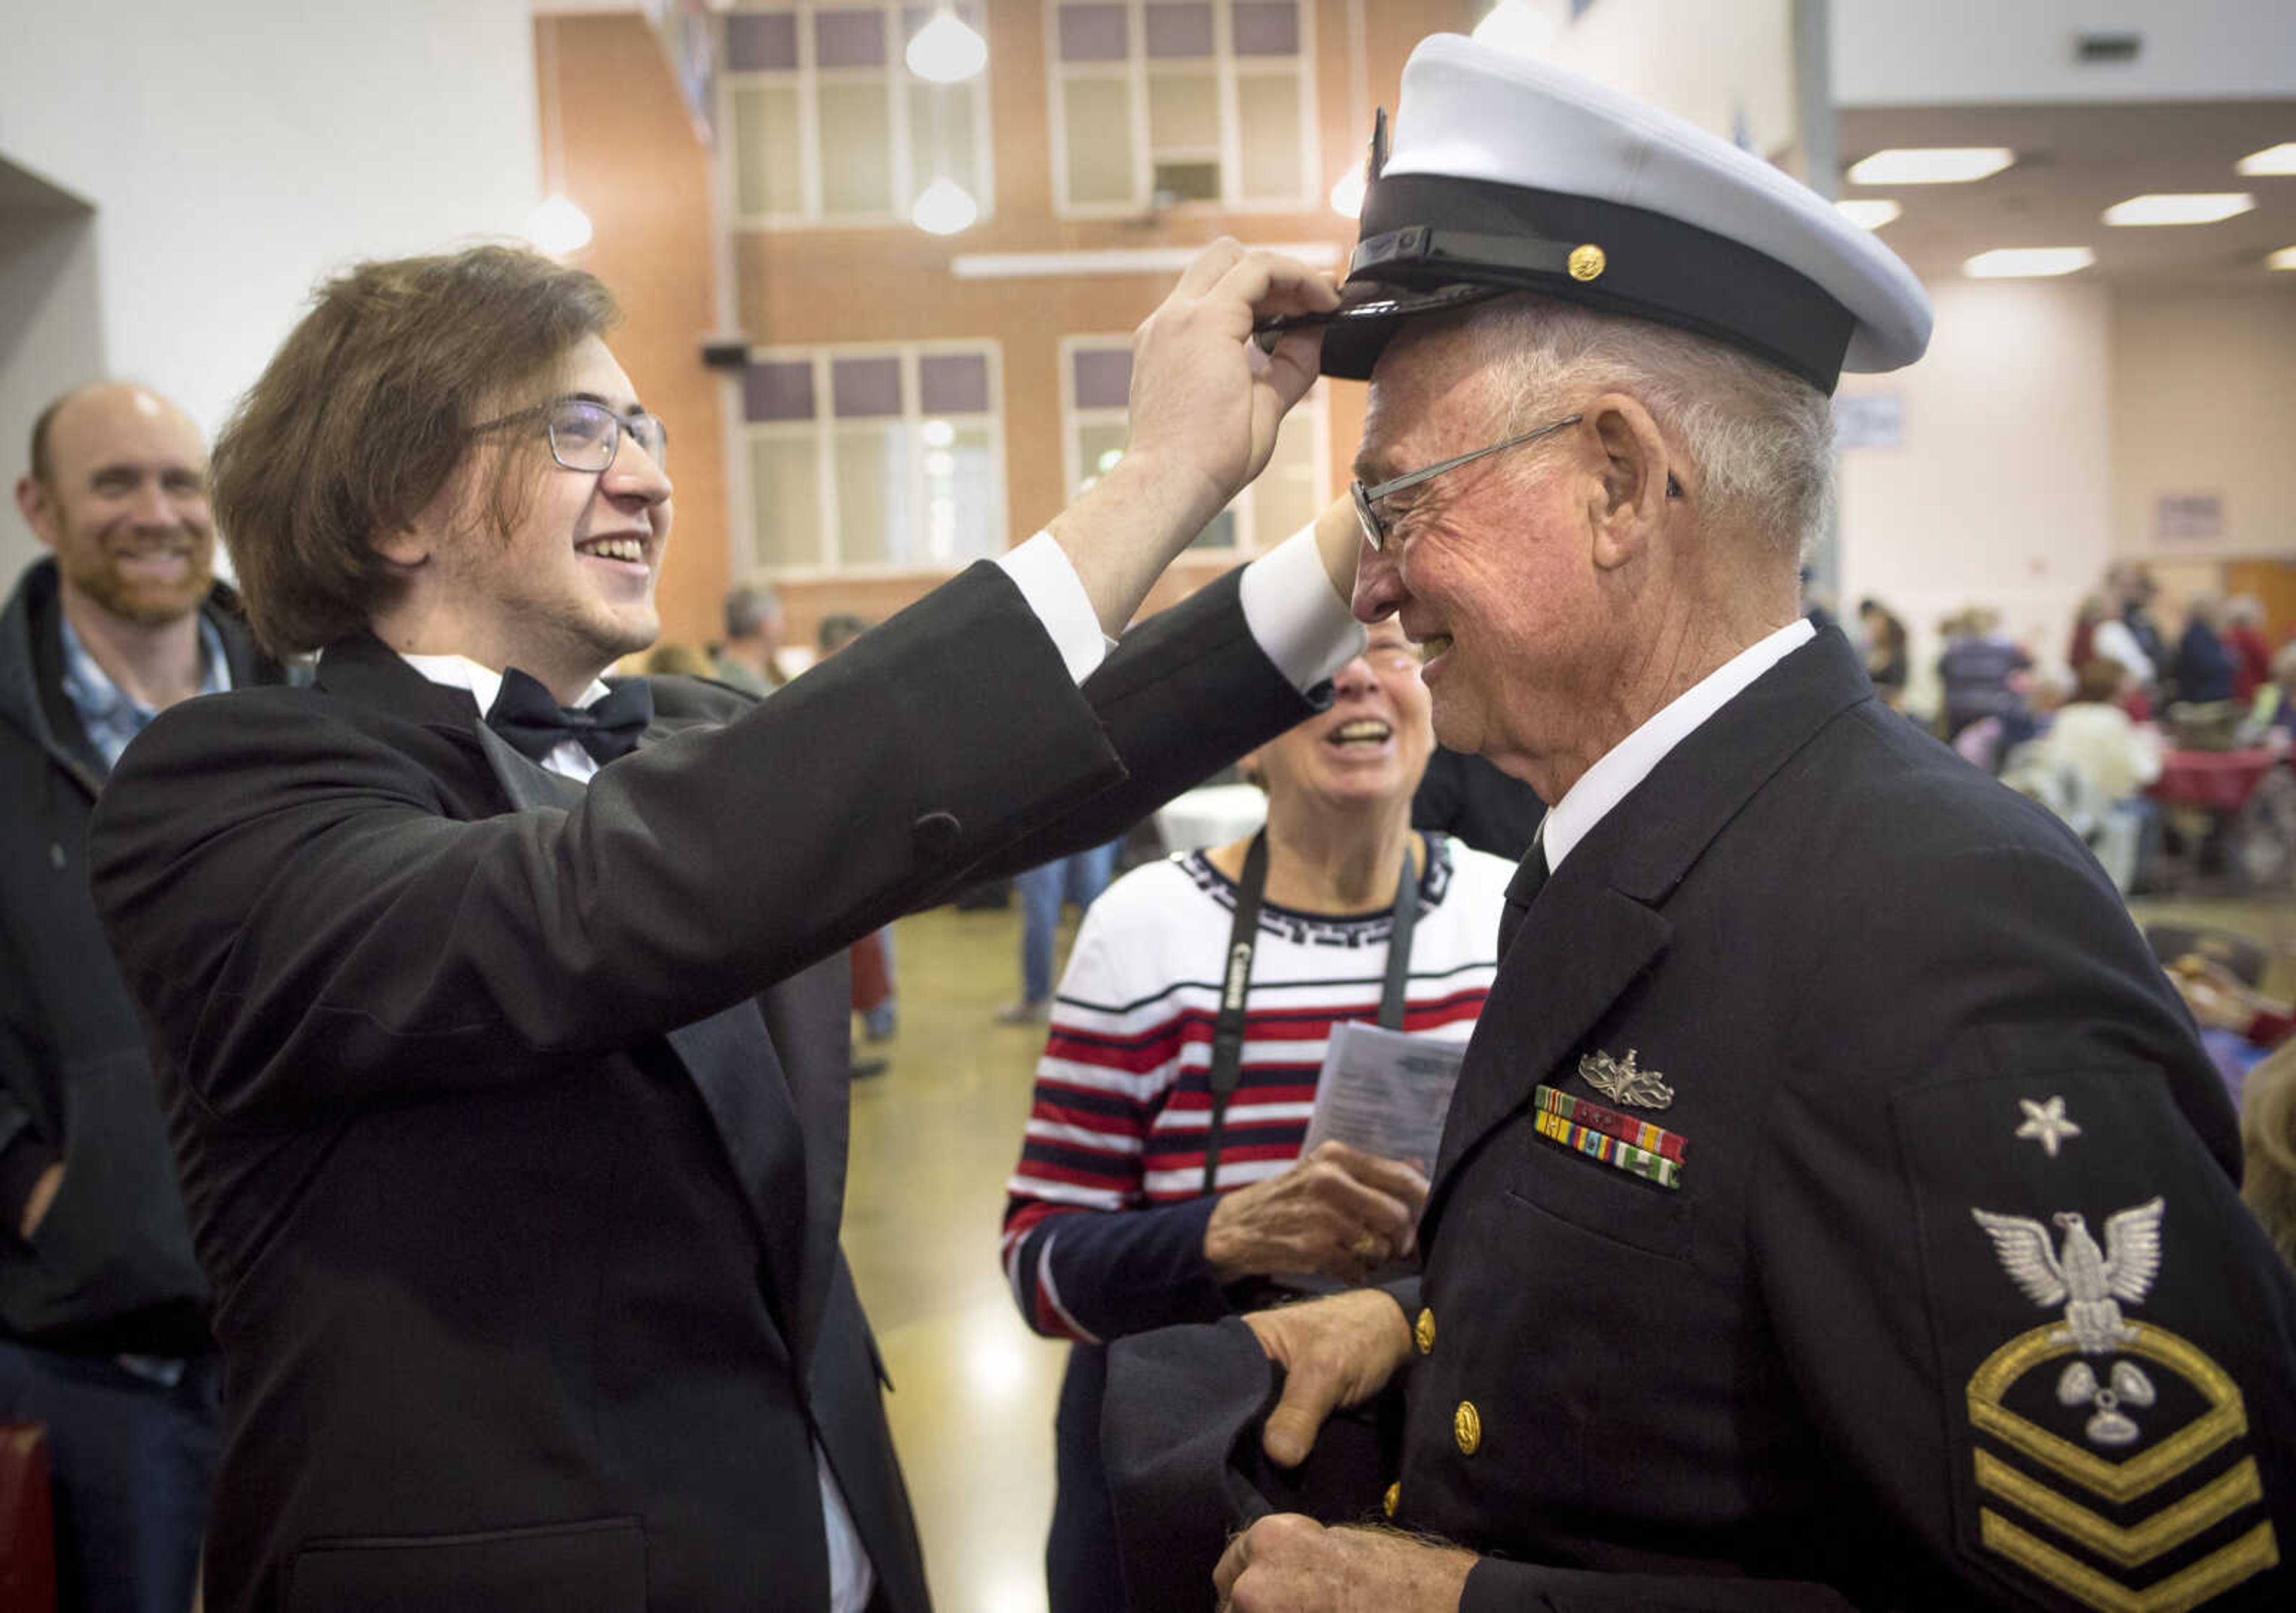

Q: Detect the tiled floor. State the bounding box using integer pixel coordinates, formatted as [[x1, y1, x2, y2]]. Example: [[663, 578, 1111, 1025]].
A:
[[845, 879, 2296, 1612]]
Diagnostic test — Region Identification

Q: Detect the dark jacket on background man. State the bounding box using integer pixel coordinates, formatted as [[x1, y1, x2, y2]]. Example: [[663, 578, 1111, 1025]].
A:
[[0, 557, 280, 1354]]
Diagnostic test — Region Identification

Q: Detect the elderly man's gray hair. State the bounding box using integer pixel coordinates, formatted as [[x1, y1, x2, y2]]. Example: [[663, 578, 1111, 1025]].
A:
[[1470, 294, 1836, 565]]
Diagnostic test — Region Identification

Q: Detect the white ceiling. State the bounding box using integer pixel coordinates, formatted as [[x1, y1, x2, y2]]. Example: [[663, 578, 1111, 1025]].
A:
[[1836, 100, 2296, 287]]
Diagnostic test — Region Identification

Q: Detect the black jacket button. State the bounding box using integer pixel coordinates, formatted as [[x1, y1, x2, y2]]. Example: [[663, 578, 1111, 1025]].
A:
[[912, 811, 962, 858]]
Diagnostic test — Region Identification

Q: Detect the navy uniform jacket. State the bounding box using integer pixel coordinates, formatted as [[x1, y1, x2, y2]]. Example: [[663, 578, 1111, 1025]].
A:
[[1402, 629, 2295, 1610], [87, 562, 1317, 1613]]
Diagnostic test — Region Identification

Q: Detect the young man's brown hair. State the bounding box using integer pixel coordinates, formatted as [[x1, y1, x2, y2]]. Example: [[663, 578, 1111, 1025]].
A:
[[210, 245, 618, 656]]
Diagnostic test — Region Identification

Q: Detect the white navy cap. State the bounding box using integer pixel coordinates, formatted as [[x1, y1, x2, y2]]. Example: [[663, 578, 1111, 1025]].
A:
[[1323, 34, 1932, 393]]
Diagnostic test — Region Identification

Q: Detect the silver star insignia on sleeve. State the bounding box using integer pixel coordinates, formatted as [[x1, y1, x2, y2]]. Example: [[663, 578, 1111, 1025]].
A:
[[2014, 1095, 2082, 1158]]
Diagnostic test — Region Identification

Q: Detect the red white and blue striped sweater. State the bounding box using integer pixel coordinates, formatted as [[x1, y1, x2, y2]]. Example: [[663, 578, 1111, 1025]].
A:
[[1000, 836, 1512, 1343]]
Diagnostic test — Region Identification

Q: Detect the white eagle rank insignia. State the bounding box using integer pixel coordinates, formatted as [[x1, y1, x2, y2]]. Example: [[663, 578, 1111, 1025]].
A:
[[1962, 1196, 2278, 1609]]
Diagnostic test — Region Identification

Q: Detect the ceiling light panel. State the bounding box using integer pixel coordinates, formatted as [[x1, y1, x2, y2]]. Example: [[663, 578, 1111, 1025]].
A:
[[1848, 148, 2014, 185], [2236, 143, 2296, 176], [1964, 248, 2096, 278], [2102, 193, 2256, 226], [1835, 198, 1902, 230], [2270, 247, 2296, 271]]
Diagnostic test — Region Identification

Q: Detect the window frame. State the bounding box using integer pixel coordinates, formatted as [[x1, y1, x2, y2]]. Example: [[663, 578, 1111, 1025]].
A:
[[738, 338, 1009, 579], [1044, 0, 1319, 220], [1057, 332, 1328, 553], [722, 1, 999, 231]]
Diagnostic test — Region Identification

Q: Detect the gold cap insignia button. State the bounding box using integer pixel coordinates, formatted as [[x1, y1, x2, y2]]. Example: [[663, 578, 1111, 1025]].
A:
[[1415, 1308, 1436, 1355], [1382, 1480, 1401, 1519], [1568, 243, 1607, 282], [1454, 1400, 1482, 1455]]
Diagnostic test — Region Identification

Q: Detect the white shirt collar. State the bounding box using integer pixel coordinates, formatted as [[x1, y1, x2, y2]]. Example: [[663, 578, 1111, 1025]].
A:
[[1543, 617, 1816, 872], [396, 652, 616, 782]]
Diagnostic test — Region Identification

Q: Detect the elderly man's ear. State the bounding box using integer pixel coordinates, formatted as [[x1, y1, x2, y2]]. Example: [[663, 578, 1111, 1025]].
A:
[[1586, 393, 1675, 572]]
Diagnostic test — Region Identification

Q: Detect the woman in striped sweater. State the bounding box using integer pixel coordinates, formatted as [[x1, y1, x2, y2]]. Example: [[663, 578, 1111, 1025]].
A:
[[1000, 615, 1515, 1611]]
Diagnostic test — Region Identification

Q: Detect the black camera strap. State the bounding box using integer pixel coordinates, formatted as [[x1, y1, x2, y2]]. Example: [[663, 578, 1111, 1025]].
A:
[[1199, 830, 1423, 1195]]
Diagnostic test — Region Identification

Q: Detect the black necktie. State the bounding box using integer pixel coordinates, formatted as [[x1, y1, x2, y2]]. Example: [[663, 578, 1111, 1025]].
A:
[[485, 668, 653, 766], [1497, 815, 1550, 959]]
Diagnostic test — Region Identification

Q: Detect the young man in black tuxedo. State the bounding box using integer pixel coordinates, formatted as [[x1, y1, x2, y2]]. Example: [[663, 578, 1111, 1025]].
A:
[[86, 240, 1360, 1612]]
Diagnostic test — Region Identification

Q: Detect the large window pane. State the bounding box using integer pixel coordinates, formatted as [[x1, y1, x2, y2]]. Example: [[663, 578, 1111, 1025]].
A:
[[918, 353, 991, 415], [816, 8, 888, 68], [819, 81, 894, 215], [924, 421, 999, 563], [1235, 73, 1300, 200], [1147, 69, 1219, 154], [744, 359, 816, 423], [1254, 407, 1320, 539], [751, 435, 823, 570], [732, 85, 806, 216], [908, 81, 976, 200], [833, 422, 914, 565], [1191, 508, 1238, 550], [1231, 1, 1298, 56], [1058, 3, 1129, 62], [726, 12, 799, 72], [1075, 422, 1127, 491], [1143, 2, 1213, 57], [1061, 77, 1135, 206]]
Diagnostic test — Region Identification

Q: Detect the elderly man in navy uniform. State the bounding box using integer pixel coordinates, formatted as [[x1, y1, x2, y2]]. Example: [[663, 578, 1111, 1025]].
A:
[[1191, 35, 2295, 1613]]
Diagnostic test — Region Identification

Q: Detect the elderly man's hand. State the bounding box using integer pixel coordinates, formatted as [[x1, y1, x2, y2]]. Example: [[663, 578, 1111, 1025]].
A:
[[1244, 1286, 1415, 1467], [1204, 1140, 1427, 1285], [1214, 1516, 1476, 1613]]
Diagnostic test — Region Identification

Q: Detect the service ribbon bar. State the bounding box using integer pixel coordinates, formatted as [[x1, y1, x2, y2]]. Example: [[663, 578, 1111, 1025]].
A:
[[1532, 1104, 1683, 1189], [1534, 1084, 1687, 1164]]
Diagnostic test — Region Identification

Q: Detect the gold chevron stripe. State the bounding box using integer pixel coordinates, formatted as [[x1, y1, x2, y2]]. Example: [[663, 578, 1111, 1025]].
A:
[[1979, 1512, 2279, 1612], [1974, 1451, 2263, 1569], [1967, 1326, 2247, 1504]]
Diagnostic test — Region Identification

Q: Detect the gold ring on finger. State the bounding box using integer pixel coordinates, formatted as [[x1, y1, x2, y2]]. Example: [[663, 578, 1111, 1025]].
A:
[[1349, 1230, 1381, 1259]]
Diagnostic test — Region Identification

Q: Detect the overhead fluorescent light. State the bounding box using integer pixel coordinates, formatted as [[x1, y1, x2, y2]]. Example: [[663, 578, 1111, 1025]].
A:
[[1964, 247, 2096, 278], [2236, 143, 2296, 176], [1835, 198, 1902, 230], [1848, 148, 2013, 185], [2103, 193, 2255, 226], [2270, 246, 2296, 270]]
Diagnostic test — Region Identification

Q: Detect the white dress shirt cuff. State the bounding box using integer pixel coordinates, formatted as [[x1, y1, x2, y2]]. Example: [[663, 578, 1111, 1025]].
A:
[[997, 531, 1112, 685], [1238, 522, 1367, 691]]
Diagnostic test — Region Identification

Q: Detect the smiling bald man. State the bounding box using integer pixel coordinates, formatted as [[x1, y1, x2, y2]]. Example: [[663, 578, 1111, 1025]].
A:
[[3, 383, 288, 1613]]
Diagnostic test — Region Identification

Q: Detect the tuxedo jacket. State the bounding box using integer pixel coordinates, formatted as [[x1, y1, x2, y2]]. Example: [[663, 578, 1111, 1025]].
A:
[[88, 563, 1316, 1612], [1396, 630, 2296, 1610]]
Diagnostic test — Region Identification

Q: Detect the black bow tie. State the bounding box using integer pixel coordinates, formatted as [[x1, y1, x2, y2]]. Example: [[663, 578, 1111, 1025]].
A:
[[485, 668, 653, 766]]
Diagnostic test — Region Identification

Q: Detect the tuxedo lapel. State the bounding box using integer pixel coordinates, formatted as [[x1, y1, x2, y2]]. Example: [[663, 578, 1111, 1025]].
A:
[[1425, 629, 1878, 1243], [756, 954, 853, 1370], [316, 645, 811, 1352], [474, 721, 588, 814], [472, 717, 818, 1343]]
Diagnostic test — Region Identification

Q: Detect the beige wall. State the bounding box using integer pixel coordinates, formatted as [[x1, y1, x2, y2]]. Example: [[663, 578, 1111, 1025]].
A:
[[1836, 277, 2115, 701], [2110, 287, 2296, 571], [1837, 276, 2296, 707]]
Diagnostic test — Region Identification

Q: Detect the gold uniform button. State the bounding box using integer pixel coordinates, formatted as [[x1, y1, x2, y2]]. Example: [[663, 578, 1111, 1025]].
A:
[[1415, 1307, 1436, 1355], [1382, 1480, 1400, 1519], [1454, 1400, 1482, 1455], [1568, 243, 1607, 281]]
